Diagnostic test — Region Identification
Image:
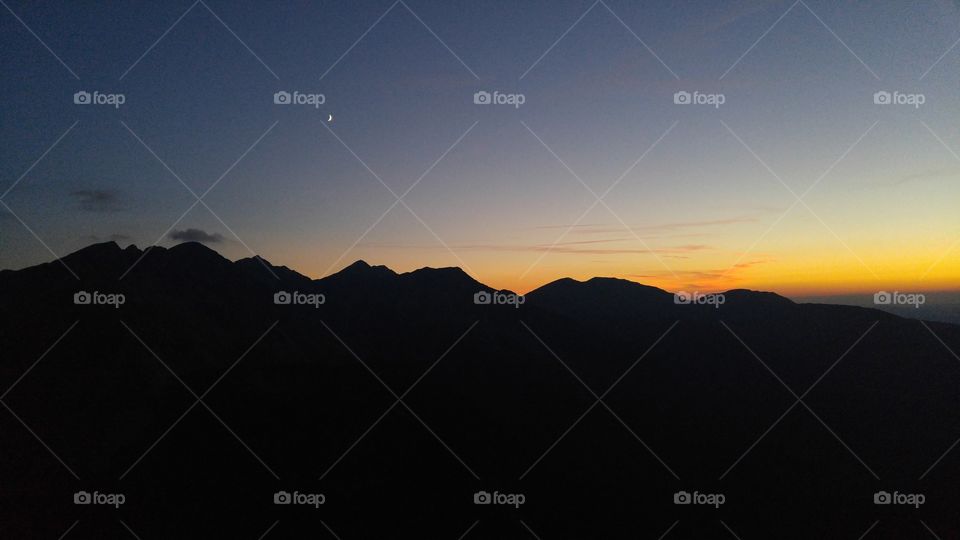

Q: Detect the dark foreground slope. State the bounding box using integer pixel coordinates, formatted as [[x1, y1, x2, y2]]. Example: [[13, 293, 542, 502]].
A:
[[1, 242, 959, 539]]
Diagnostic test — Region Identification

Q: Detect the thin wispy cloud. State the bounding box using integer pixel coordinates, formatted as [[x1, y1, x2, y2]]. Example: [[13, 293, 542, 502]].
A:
[[70, 189, 123, 212], [531, 216, 760, 236]]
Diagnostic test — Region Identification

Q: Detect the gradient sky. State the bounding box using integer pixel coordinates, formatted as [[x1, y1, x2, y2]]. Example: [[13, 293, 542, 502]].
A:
[[1, 0, 959, 296]]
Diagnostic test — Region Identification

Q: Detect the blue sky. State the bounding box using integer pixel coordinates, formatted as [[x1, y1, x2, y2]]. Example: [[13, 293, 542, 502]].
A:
[[2, 0, 959, 294]]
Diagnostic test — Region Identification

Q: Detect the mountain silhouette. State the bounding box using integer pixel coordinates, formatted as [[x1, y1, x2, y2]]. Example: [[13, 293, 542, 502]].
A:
[[1, 242, 959, 539]]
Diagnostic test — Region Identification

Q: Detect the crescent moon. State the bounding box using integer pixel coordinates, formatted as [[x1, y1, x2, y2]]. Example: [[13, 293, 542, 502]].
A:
[[327, 113, 333, 122]]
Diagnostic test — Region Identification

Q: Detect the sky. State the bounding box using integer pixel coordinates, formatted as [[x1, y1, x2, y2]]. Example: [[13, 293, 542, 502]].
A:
[[1, 0, 959, 296]]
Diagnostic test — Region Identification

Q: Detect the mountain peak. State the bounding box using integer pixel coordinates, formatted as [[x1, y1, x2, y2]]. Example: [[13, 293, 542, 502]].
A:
[[65, 240, 123, 257], [168, 241, 219, 256], [342, 260, 372, 272]]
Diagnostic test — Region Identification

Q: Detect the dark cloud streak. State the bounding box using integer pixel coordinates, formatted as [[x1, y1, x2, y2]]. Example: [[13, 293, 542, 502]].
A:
[[70, 189, 123, 212], [169, 228, 225, 244]]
